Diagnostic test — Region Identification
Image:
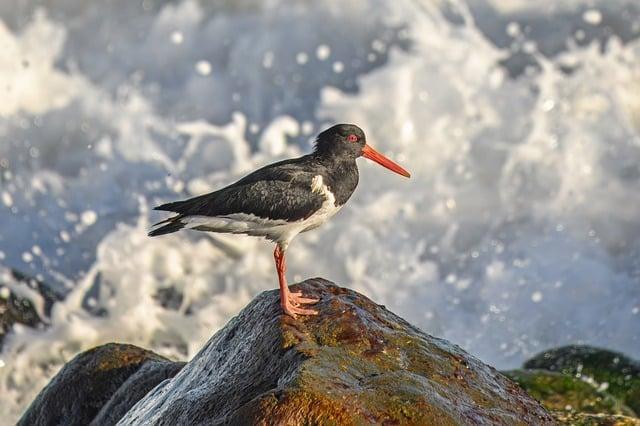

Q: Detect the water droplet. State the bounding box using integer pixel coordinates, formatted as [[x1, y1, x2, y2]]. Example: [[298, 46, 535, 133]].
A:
[[195, 60, 212, 76], [296, 52, 308, 65], [81, 210, 97, 226], [316, 44, 331, 61], [531, 291, 543, 303], [445, 198, 456, 210], [1, 191, 13, 207], [170, 31, 184, 44], [506, 22, 520, 37], [371, 39, 386, 53], [262, 51, 274, 69], [301, 121, 313, 135], [583, 9, 602, 25]]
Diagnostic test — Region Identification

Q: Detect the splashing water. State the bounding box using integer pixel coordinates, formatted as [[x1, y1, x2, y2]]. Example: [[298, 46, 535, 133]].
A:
[[0, 0, 639, 422]]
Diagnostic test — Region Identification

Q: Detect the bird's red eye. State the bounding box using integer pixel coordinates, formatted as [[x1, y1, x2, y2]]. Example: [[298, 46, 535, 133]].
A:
[[347, 134, 358, 142]]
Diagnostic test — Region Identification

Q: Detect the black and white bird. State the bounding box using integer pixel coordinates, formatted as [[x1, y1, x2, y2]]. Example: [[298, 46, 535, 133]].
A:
[[149, 124, 410, 318]]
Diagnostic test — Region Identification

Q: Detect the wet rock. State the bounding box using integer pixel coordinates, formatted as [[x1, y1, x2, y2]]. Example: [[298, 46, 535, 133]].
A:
[[18, 343, 184, 426], [524, 346, 640, 416], [91, 358, 186, 425], [153, 286, 184, 311], [554, 412, 640, 426], [118, 278, 553, 425], [504, 369, 635, 417], [0, 269, 60, 349]]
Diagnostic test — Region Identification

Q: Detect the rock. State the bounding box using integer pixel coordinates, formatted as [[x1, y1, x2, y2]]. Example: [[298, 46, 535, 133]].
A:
[[117, 278, 553, 425], [0, 269, 60, 350], [524, 346, 640, 416], [504, 369, 635, 417], [18, 343, 184, 426], [554, 412, 640, 426]]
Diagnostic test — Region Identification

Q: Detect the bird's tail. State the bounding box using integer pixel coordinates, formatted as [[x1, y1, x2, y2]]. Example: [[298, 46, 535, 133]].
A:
[[148, 215, 185, 237]]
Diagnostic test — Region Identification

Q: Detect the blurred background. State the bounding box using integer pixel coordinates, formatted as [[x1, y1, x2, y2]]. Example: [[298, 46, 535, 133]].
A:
[[0, 0, 639, 421]]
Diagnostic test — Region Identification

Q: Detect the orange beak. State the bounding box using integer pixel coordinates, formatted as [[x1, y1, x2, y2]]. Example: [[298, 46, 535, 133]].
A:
[[361, 144, 411, 178]]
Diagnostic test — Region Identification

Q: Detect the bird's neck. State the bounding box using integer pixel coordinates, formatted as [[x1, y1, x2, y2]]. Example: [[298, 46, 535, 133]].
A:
[[314, 153, 359, 206]]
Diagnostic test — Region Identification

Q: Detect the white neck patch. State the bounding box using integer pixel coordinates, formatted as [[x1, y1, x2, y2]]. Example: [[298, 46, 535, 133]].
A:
[[310, 174, 325, 194]]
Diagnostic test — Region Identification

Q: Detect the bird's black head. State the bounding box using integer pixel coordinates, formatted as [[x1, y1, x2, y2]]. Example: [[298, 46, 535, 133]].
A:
[[313, 123, 411, 178], [313, 123, 366, 158]]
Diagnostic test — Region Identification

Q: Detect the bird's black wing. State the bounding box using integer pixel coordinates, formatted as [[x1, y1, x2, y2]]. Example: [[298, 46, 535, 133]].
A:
[[153, 156, 327, 221]]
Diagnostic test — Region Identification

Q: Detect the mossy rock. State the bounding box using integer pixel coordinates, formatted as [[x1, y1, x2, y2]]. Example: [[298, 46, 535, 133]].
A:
[[525, 346, 640, 416], [504, 369, 635, 417], [117, 278, 554, 425], [554, 412, 640, 426]]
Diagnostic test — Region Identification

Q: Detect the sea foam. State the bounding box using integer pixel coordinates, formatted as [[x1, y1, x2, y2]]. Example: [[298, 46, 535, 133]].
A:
[[0, 0, 639, 422]]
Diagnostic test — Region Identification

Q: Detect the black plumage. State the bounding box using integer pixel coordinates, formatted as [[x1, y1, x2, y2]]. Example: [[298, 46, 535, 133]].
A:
[[148, 219, 185, 237], [150, 126, 364, 233]]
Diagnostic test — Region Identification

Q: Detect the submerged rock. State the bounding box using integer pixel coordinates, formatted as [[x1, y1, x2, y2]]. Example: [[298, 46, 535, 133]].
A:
[[524, 346, 640, 416], [117, 278, 552, 425], [504, 369, 635, 417], [18, 343, 184, 426]]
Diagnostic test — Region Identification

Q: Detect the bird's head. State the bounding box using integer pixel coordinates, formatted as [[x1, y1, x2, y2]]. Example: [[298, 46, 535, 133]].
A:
[[314, 124, 411, 178]]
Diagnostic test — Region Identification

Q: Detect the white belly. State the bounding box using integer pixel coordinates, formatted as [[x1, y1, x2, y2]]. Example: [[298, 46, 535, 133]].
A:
[[182, 175, 342, 246]]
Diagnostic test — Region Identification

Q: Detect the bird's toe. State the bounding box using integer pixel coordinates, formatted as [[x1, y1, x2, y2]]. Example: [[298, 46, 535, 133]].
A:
[[281, 299, 318, 318], [291, 305, 318, 316], [290, 292, 320, 305]]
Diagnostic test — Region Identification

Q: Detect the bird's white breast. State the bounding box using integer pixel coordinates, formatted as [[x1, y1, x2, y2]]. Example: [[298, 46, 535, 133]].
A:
[[301, 175, 342, 233]]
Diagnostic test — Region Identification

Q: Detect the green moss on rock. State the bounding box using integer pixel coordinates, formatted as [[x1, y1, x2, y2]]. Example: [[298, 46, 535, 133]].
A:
[[524, 346, 640, 416], [504, 369, 635, 417], [554, 412, 640, 426]]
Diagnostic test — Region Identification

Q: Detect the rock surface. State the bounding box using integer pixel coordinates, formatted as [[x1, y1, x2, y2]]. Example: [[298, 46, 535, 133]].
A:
[[18, 343, 184, 426], [117, 278, 553, 425], [20, 278, 554, 425], [0, 269, 60, 350], [554, 413, 640, 426], [504, 369, 635, 417], [505, 346, 640, 425], [524, 345, 640, 416]]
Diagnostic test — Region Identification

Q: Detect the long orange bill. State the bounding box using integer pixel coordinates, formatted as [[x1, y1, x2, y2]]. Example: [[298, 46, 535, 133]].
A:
[[361, 144, 411, 178]]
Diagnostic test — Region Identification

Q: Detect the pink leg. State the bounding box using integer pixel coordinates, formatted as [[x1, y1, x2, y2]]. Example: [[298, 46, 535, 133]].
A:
[[274, 244, 319, 318]]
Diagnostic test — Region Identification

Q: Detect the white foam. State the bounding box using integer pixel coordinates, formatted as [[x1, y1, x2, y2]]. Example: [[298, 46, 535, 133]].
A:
[[0, 0, 639, 422]]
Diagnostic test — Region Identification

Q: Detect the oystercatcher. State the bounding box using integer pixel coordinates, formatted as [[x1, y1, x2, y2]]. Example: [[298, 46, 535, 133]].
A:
[[149, 124, 410, 317]]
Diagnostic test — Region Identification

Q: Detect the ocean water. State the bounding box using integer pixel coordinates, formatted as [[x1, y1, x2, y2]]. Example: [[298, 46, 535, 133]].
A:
[[1, 0, 639, 421]]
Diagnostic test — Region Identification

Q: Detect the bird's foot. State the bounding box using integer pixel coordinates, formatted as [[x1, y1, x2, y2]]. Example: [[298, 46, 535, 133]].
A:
[[281, 292, 319, 318], [290, 292, 320, 306]]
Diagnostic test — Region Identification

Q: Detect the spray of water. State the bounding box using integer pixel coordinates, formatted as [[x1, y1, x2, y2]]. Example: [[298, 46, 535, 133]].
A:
[[0, 0, 639, 422]]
